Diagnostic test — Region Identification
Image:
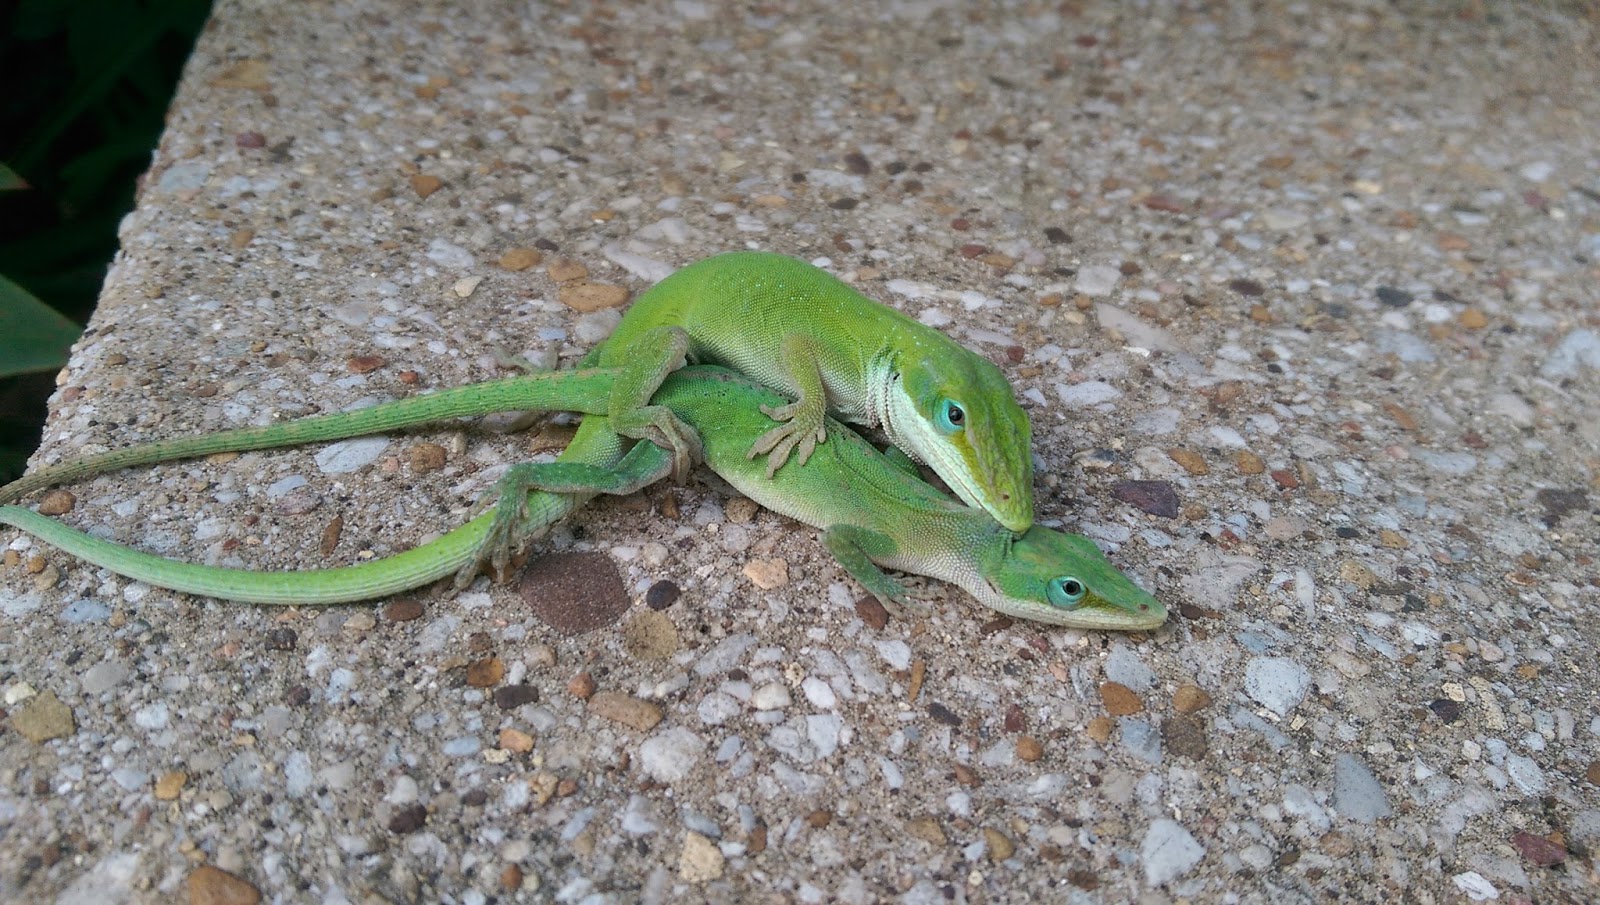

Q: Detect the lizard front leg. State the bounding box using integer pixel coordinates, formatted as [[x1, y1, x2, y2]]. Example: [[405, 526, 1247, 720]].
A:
[[746, 333, 832, 477], [820, 524, 930, 618]]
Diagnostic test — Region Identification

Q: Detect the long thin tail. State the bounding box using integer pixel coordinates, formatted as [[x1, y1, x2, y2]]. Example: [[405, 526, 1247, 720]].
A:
[[1, 369, 617, 503]]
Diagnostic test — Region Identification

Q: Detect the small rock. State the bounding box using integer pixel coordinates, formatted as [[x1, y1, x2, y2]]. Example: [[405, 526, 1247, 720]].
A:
[[1166, 449, 1208, 475], [588, 691, 662, 731], [1016, 736, 1044, 762], [187, 864, 261, 905], [1245, 657, 1311, 717], [498, 728, 535, 754], [465, 658, 504, 688], [1332, 753, 1392, 822], [742, 558, 789, 590], [1141, 819, 1205, 886], [645, 580, 681, 610], [493, 685, 539, 709], [679, 830, 725, 882], [388, 804, 427, 834], [519, 552, 630, 635], [13, 690, 74, 742], [1163, 715, 1208, 760], [155, 771, 188, 801], [1375, 286, 1414, 307], [384, 598, 425, 621], [1111, 480, 1179, 518], [1172, 685, 1212, 713], [558, 282, 630, 312], [403, 442, 447, 473], [984, 827, 1016, 861], [1099, 682, 1143, 716], [37, 490, 76, 516], [1075, 264, 1122, 297], [622, 610, 680, 660], [1085, 715, 1115, 742], [498, 248, 542, 271], [1234, 451, 1266, 474], [639, 727, 706, 782]]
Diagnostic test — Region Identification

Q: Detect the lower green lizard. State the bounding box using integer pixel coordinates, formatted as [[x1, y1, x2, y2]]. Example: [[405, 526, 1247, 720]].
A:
[[2, 367, 1164, 629]]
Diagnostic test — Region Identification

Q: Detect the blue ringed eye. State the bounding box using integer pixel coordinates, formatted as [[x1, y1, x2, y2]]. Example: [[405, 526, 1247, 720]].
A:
[[938, 400, 966, 432], [1048, 577, 1086, 608]]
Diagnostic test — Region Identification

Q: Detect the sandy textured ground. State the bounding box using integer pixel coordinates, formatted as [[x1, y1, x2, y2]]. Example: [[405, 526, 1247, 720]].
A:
[[4, 1, 1599, 901]]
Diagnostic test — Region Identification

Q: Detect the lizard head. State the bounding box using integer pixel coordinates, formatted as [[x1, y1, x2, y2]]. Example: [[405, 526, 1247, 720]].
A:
[[979, 528, 1166, 630], [891, 353, 1034, 532]]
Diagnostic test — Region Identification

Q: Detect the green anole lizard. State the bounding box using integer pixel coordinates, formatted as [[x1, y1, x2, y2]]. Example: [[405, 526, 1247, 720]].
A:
[[5, 253, 1036, 577], [2, 367, 1163, 629]]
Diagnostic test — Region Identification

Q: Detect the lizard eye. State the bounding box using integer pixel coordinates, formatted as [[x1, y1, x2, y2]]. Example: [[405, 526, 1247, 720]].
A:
[[1047, 577, 1086, 608], [937, 399, 966, 432]]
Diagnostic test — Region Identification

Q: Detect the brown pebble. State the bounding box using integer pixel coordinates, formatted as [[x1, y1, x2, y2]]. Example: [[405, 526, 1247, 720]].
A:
[[984, 827, 1016, 861], [384, 598, 424, 621], [558, 282, 629, 312], [1587, 761, 1600, 785], [500, 864, 524, 892], [519, 552, 630, 635], [404, 442, 447, 473], [621, 610, 680, 660], [410, 174, 442, 198], [742, 557, 789, 590], [498, 728, 535, 754], [1459, 308, 1488, 329], [229, 229, 254, 250], [319, 515, 343, 556], [1511, 831, 1567, 867], [1167, 449, 1209, 475], [155, 771, 188, 801], [805, 809, 832, 828], [1003, 703, 1026, 733], [498, 248, 543, 271], [388, 804, 427, 834], [1270, 469, 1300, 490], [493, 685, 539, 709], [13, 690, 75, 743], [587, 691, 663, 731], [346, 354, 384, 374], [567, 672, 597, 699], [1379, 529, 1409, 549], [1099, 681, 1143, 716], [855, 595, 890, 629], [953, 763, 980, 786], [1016, 736, 1044, 762], [187, 864, 261, 905], [1162, 714, 1209, 760], [1382, 401, 1418, 431], [1111, 480, 1179, 518], [1172, 684, 1213, 713], [906, 816, 947, 846], [1085, 715, 1115, 743], [546, 258, 589, 282], [1235, 451, 1266, 474], [556, 777, 579, 797], [465, 657, 504, 688], [37, 490, 76, 517]]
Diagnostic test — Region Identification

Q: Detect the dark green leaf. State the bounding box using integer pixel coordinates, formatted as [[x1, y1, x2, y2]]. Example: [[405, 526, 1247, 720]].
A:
[[0, 273, 82, 377]]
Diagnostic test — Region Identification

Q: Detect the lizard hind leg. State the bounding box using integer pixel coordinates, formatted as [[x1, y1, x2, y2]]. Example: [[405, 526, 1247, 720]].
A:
[[606, 325, 705, 482], [454, 440, 677, 589]]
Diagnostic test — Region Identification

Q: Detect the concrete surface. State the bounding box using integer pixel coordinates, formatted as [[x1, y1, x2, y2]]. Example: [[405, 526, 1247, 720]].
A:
[[3, 0, 1599, 901]]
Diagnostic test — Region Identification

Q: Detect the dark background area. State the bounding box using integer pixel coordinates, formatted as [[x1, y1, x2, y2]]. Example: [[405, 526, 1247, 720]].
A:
[[1, 0, 212, 482]]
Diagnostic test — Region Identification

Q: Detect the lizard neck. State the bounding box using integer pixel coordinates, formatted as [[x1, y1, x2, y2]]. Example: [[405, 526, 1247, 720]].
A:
[[863, 352, 899, 436]]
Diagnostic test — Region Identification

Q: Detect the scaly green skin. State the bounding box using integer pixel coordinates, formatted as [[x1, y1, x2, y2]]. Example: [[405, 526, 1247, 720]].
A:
[[592, 251, 1035, 532], [0, 367, 1163, 629]]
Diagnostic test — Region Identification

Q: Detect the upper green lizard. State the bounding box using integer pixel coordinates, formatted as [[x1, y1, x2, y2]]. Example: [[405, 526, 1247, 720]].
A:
[[583, 251, 1035, 532], [1, 367, 1163, 629]]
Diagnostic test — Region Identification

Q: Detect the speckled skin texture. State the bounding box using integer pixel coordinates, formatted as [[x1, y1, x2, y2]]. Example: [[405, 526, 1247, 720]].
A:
[[3, 0, 1599, 902]]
